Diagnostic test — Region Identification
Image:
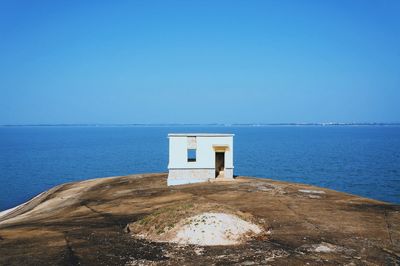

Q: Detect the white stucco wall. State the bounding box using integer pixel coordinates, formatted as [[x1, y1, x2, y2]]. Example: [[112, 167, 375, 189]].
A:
[[167, 134, 234, 185], [168, 135, 234, 169]]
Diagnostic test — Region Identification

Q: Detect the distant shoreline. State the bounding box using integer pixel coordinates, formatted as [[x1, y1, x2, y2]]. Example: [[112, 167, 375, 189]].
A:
[[1, 123, 400, 127]]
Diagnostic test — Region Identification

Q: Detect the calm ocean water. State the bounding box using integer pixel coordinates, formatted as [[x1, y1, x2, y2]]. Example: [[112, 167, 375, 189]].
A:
[[0, 126, 399, 210]]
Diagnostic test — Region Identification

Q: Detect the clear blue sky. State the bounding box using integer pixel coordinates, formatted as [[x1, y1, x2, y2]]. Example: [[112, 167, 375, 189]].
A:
[[1, 0, 399, 124]]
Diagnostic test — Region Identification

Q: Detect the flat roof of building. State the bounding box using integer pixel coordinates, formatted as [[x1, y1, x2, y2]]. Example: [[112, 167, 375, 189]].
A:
[[168, 133, 234, 137]]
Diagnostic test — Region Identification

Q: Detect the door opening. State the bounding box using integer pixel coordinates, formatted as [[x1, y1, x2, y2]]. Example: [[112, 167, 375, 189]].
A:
[[215, 152, 225, 178]]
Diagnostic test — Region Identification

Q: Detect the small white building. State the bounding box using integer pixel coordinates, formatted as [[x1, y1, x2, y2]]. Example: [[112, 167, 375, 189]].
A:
[[167, 133, 234, 186]]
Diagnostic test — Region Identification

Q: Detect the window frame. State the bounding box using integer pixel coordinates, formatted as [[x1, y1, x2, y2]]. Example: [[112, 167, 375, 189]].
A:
[[187, 149, 197, 162]]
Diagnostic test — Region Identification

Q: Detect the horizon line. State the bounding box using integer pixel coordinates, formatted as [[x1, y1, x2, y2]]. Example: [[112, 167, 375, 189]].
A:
[[1, 122, 400, 127]]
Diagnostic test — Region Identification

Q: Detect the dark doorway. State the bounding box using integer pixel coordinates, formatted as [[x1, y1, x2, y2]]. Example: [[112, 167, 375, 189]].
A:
[[215, 152, 225, 178]]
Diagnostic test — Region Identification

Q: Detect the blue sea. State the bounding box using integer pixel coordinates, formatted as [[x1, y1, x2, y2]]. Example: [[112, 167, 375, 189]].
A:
[[0, 126, 399, 211]]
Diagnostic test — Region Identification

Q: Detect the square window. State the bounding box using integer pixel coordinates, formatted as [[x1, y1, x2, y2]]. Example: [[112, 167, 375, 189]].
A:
[[187, 149, 196, 162]]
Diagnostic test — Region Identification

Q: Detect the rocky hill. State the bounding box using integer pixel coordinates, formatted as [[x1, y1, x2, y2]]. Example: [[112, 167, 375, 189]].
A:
[[0, 173, 399, 265]]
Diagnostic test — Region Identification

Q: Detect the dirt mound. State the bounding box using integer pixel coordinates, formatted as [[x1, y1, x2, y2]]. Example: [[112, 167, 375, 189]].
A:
[[127, 202, 266, 246], [172, 212, 262, 245]]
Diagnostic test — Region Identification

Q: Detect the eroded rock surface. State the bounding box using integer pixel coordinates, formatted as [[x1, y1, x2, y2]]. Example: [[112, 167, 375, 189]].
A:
[[0, 173, 399, 265]]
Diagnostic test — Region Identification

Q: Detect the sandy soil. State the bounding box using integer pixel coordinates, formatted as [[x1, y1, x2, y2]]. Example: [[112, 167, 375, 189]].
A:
[[0, 173, 399, 265], [172, 212, 262, 245]]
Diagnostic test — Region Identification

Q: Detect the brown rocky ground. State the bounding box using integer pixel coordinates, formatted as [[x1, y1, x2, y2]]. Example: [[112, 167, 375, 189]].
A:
[[0, 173, 399, 265]]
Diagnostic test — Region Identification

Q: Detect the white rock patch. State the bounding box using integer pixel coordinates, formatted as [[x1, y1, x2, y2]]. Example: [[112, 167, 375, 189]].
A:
[[314, 244, 334, 253], [172, 212, 262, 246], [298, 189, 326, 194]]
